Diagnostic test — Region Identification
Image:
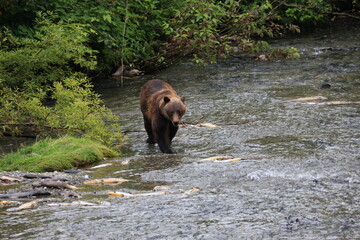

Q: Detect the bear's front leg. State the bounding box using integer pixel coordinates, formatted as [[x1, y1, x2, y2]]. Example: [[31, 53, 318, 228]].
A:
[[154, 118, 174, 154], [169, 125, 179, 143], [143, 117, 155, 144], [157, 137, 174, 154]]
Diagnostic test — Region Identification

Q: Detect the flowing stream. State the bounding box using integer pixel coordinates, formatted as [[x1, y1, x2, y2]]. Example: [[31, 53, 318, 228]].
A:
[[1, 21, 360, 239]]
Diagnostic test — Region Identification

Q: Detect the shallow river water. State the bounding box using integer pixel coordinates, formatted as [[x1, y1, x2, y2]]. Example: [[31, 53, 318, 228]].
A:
[[1, 22, 360, 239]]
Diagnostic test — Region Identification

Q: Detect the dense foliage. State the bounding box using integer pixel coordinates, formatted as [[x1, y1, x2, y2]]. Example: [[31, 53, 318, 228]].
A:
[[0, 0, 358, 145], [1, 0, 358, 71]]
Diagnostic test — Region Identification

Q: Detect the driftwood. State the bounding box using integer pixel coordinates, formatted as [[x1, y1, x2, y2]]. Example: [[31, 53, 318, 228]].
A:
[[0, 190, 51, 199]]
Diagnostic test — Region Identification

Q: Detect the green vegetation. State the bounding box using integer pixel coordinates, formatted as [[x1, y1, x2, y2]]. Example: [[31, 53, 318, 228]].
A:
[[0, 136, 119, 172], [0, 17, 124, 146], [1, 0, 359, 71], [0, 74, 124, 146]]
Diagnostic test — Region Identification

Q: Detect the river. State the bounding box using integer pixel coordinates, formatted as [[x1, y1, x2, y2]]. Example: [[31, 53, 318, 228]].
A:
[[1, 21, 359, 239]]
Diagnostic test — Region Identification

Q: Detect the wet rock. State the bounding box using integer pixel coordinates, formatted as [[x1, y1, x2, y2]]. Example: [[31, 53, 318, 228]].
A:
[[64, 169, 82, 174], [320, 83, 331, 89]]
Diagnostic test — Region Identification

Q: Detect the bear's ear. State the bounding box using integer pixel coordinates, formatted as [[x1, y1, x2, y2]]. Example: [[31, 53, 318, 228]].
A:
[[181, 96, 185, 102], [164, 96, 170, 103]]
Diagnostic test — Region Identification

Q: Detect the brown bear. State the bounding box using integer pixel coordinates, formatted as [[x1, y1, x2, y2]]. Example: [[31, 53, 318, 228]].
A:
[[140, 79, 186, 154]]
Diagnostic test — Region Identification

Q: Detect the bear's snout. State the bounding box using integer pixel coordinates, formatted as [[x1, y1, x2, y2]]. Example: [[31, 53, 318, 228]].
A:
[[171, 112, 181, 127]]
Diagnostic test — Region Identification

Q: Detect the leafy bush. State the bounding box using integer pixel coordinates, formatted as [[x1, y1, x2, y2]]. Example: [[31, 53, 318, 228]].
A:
[[0, 0, 182, 72], [0, 16, 96, 92], [1, 0, 359, 70], [163, 0, 227, 64], [0, 75, 124, 146], [163, 0, 302, 64], [0, 15, 124, 146]]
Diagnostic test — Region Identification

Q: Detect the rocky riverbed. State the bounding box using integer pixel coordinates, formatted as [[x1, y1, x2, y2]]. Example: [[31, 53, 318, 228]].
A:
[[0, 170, 89, 208]]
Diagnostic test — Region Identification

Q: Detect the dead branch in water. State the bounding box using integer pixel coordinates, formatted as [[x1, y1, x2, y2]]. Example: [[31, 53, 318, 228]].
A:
[[181, 116, 262, 127], [0, 122, 82, 138], [121, 130, 146, 134]]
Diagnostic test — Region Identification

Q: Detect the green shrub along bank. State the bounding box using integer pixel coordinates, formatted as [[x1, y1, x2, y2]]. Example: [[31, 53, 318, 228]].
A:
[[0, 136, 119, 172], [1, 0, 359, 72], [0, 74, 125, 146]]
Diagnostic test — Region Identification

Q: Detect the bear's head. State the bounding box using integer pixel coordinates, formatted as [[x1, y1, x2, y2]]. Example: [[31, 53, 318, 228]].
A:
[[161, 96, 186, 127]]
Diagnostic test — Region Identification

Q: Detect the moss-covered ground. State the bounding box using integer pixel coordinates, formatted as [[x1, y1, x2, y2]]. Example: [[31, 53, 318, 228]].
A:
[[0, 136, 119, 172]]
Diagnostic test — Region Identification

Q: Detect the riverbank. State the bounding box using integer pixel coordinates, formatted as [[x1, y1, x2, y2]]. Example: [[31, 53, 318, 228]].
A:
[[0, 136, 119, 172]]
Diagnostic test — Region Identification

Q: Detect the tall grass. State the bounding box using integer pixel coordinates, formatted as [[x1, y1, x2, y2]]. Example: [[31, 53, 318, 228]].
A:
[[0, 136, 119, 172]]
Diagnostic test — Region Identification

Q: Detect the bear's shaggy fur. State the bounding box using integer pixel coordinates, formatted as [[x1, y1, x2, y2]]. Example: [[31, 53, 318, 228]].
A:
[[140, 79, 186, 153]]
